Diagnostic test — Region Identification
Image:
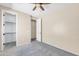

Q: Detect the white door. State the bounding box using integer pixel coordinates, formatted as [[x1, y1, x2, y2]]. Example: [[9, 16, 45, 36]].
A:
[[36, 18, 42, 42]]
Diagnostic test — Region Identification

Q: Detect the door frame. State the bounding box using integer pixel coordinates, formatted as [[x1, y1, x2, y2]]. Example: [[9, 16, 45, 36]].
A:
[[1, 9, 17, 50], [31, 16, 42, 42], [41, 18, 42, 42], [36, 18, 42, 42]]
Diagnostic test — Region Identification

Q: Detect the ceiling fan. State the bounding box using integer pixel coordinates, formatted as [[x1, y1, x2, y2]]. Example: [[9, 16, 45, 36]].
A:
[[32, 3, 50, 11]]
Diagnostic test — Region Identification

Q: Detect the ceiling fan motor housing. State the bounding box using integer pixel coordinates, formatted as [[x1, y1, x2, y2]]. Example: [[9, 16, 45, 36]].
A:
[[33, 3, 45, 11]]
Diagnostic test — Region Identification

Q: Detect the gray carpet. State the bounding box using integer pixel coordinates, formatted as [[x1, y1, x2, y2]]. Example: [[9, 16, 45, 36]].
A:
[[0, 40, 77, 56]]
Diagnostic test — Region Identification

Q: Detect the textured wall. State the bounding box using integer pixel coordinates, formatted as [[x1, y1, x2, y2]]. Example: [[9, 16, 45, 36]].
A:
[[42, 4, 79, 55]]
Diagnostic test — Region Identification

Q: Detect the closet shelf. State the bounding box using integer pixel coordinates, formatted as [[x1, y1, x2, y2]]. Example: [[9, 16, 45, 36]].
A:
[[3, 32, 16, 35], [5, 21, 16, 24]]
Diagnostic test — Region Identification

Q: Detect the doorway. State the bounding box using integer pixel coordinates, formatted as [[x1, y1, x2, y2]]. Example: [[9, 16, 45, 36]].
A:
[[31, 17, 42, 42], [31, 19, 36, 42], [2, 11, 16, 50]]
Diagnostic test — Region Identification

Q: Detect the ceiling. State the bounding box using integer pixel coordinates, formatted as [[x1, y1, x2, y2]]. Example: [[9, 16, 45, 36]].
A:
[[0, 3, 77, 18], [0, 3, 51, 18]]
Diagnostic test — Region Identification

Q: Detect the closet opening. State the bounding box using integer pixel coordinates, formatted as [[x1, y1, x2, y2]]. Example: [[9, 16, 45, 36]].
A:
[[31, 17, 42, 42], [2, 11, 16, 50]]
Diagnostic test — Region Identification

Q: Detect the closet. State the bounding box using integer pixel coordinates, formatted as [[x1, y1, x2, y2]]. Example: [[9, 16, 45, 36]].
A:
[[2, 11, 16, 50]]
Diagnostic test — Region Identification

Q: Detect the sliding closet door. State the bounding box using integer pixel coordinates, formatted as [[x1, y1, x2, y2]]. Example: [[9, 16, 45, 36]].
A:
[[16, 12, 31, 47]]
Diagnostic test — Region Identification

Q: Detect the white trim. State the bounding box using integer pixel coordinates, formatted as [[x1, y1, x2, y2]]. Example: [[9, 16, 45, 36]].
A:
[[43, 41, 78, 55], [1, 9, 3, 51], [36, 18, 42, 42], [2, 9, 16, 15], [15, 11, 18, 47]]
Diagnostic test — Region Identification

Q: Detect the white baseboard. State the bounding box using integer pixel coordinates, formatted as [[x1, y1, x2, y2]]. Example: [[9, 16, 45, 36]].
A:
[[43, 41, 78, 56]]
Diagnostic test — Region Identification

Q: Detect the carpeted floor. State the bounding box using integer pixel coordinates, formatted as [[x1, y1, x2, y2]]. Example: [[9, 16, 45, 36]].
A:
[[0, 40, 77, 56]]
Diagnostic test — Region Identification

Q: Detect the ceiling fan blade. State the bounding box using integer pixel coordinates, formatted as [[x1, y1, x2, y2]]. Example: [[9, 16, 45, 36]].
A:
[[40, 5, 45, 11], [41, 3, 51, 5], [33, 6, 36, 11]]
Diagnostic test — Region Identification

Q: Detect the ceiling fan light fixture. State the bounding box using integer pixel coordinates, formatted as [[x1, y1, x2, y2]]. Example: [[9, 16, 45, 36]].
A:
[[33, 5, 36, 11], [32, 3, 47, 11], [40, 5, 45, 11]]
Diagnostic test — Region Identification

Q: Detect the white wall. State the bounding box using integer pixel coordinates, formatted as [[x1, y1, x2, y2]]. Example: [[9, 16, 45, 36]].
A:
[[42, 4, 79, 55]]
